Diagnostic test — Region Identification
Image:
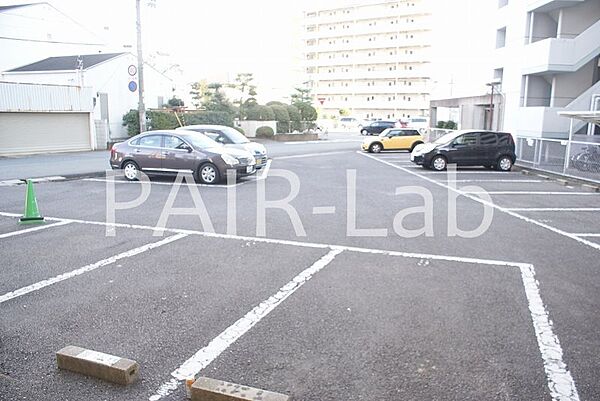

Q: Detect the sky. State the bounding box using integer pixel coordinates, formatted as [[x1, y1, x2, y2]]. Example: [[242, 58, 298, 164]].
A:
[[1, 0, 496, 103]]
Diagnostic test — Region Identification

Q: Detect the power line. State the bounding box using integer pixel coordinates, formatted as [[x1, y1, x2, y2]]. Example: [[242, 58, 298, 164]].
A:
[[0, 35, 104, 46]]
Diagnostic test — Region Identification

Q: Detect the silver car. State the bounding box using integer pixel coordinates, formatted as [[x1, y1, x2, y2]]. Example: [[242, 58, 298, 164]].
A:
[[177, 125, 268, 169]]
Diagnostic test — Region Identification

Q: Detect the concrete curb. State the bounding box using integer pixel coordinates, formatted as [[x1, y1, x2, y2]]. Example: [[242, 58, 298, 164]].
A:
[[56, 346, 139, 385], [191, 377, 291, 401]]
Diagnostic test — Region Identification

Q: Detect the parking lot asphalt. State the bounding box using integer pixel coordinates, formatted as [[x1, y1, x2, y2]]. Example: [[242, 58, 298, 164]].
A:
[[1, 142, 599, 401]]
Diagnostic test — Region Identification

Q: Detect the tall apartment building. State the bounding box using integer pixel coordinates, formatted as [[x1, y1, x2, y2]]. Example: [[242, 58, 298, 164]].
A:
[[302, 0, 432, 121], [495, 0, 600, 138]]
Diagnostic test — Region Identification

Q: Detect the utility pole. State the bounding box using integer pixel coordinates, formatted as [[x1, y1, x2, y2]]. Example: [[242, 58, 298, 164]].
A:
[[136, 0, 146, 132]]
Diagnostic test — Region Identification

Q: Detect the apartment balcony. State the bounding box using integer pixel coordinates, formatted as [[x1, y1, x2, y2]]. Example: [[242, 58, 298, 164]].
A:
[[314, 84, 429, 95], [522, 18, 600, 74], [304, 54, 430, 68], [306, 4, 431, 25], [516, 107, 571, 138], [527, 0, 584, 12]]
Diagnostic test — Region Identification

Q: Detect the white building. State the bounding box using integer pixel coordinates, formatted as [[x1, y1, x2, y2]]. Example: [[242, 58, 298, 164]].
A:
[[1, 52, 175, 142], [495, 0, 600, 139], [0, 2, 107, 72], [302, 0, 432, 121]]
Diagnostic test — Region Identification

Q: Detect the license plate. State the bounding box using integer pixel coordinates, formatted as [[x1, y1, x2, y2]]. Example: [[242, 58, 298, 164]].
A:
[[246, 166, 253, 173], [255, 158, 262, 164]]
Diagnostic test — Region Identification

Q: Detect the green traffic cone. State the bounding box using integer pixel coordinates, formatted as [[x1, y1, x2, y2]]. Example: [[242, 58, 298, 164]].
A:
[[19, 179, 45, 225]]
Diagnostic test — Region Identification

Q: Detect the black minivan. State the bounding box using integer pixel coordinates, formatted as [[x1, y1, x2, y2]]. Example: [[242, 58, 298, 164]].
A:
[[410, 130, 516, 171]]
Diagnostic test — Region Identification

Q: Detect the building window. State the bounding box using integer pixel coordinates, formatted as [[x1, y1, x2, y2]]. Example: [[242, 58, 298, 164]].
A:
[[496, 27, 506, 48]]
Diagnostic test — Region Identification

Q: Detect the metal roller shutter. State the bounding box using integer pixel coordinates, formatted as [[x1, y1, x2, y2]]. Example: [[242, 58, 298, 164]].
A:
[[0, 112, 91, 156]]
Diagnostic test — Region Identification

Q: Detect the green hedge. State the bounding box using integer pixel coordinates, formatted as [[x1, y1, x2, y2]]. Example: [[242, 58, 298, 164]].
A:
[[256, 126, 274, 138], [123, 109, 235, 136]]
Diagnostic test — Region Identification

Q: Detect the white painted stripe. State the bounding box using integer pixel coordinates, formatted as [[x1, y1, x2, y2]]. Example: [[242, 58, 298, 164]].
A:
[[0, 211, 529, 268], [571, 233, 600, 237], [83, 178, 243, 188], [507, 208, 600, 212], [0, 220, 71, 239], [149, 248, 343, 401], [276, 151, 351, 160], [0, 233, 187, 304], [283, 139, 363, 145], [466, 191, 599, 195], [520, 264, 580, 401], [0, 179, 24, 187], [255, 159, 271, 180], [30, 176, 66, 183], [358, 152, 600, 252], [417, 171, 521, 175], [442, 179, 546, 183], [359, 153, 582, 401]]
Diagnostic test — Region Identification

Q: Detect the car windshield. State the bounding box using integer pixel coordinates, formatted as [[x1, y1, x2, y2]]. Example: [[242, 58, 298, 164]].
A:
[[433, 131, 464, 145], [379, 129, 391, 137], [179, 132, 219, 149], [222, 127, 250, 144]]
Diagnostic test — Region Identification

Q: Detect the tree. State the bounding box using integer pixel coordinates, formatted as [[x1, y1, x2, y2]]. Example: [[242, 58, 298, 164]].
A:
[[230, 73, 257, 119], [189, 80, 209, 109], [295, 102, 318, 121], [166, 96, 184, 108], [203, 82, 235, 115], [245, 105, 275, 121], [291, 87, 312, 105]]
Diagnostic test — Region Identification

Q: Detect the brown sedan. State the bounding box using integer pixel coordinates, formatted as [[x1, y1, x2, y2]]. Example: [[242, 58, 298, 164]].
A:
[[110, 130, 256, 184]]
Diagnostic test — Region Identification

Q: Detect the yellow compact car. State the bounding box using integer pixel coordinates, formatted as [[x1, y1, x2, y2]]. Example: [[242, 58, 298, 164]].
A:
[[361, 128, 424, 153]]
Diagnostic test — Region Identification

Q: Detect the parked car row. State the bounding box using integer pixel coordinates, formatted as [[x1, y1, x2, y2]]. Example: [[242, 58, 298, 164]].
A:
[[362, 128, 516, 172], [110, 125, 268, 184]]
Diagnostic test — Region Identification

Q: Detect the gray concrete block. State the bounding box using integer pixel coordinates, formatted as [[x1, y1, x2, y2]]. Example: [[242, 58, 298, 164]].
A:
[[191, 377, 291, 401], [56, 345, 139, 385]]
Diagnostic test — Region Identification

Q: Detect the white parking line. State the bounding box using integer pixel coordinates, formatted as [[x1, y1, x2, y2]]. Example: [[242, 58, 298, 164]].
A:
[[520, 264, 580, 401], [507, 208, 600, 212], [465, 191, 599, 195], [283, 139, 363, 145], [442, 179, 546, 183], [0, 211, 532, 267], [276, 151, 352, 160], [358, 152, 600, 251], [0, 210, 577, 401], [571, 233, 600, 237], [358, 153, 582, 401], [0, 233, 187, 305], [149, 248, 343, 400], [0, 220, 71, 239]]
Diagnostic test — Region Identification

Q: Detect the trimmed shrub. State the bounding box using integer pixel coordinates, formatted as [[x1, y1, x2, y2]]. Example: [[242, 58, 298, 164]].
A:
[[295, 103, 318, 121], [245, 105, 275, 121], [256, 126, 274, 138], [436, 121, 446, 129], [148, 110, 179, 130], [285, 105, 301, 122], [122, 109, 140, 136], [444, 121, 457, 130], [270, 105, 290, 123], [182, 111, 234, 127], [233, 126, 245, 135]]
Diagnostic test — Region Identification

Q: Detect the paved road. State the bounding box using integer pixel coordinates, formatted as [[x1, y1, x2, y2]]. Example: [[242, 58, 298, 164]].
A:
[[1, 142, 599, 401]]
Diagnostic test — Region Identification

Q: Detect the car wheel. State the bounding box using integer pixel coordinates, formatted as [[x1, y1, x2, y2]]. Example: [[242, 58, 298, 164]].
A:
[[431, 155, 447, 171], [361, 129, 368, 135], [122, 161, 140, 181], [197, 163, 221, 184], [497, 156, 513, 172], [369, 143, 383, 153]]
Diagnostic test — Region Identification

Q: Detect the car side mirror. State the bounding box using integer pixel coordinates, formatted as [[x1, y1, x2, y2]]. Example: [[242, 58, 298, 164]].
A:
[[182, 144, 192, 152]]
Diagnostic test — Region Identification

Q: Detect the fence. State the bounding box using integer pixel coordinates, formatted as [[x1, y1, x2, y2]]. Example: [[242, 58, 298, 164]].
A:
[[515, 136, 600, 183]]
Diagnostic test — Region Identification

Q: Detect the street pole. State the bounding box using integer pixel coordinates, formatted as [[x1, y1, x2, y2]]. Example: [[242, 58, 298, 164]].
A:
[[489, 84, 494, 131], [136, 0, 146, 133]]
